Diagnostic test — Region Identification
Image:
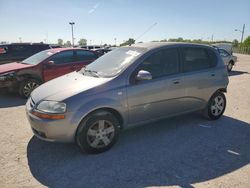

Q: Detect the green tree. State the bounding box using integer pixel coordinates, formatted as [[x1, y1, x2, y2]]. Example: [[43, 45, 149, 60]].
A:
[[78, 38, 87, 46], [243, 36, 250, 47], [65, 41, 71, 47], [232, 39, 239, 47], [120, 38, 135, 46], [57, 38, 63, 46]]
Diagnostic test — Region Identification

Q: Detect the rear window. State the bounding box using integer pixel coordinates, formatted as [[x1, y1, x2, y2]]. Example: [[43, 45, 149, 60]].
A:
[[181, 47, 211, 72]]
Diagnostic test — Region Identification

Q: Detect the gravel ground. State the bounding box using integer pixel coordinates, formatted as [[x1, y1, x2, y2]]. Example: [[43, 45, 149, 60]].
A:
[[0, 54, 250, 188]]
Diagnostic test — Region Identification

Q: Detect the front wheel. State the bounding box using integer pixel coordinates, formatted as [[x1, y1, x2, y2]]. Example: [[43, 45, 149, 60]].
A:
[[227, 61, 234, 72], [203, 92, 226, 120], [19, 79, 40, 98], [76, 111, 120, 154]]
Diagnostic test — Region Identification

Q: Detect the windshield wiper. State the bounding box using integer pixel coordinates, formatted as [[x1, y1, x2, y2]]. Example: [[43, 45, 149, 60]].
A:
[[84, 69, 99, 77]]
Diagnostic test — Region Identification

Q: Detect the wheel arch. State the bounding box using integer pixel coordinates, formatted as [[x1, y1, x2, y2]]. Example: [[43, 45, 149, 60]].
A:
[[74, 107, 124, 142], [17, 74, 43, 83]]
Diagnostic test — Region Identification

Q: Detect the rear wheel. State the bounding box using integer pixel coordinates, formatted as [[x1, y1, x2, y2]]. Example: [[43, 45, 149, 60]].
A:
[[19, 79, 40, 98], [76, 111, 120, 154], [227, 61, 234, 72], [203, 92, 226, 120]]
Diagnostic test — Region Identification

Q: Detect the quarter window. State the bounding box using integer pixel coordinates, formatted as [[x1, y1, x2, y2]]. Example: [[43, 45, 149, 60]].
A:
[[181, 47, 210, 72], [136, 48, 179, 79]]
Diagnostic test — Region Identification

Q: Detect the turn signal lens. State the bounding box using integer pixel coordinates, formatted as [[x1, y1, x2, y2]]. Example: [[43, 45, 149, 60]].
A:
[[32, 111, 65, 120]]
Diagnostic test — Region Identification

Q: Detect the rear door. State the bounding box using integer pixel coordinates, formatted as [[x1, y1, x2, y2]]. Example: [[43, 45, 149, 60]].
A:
[[127, 47, 185, 124], [43, 50, 75, 81], [179, 46, 217, 111]]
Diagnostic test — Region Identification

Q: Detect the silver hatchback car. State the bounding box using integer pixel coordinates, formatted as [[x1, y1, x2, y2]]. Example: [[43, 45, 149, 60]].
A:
[[26, 42, 229, 153]]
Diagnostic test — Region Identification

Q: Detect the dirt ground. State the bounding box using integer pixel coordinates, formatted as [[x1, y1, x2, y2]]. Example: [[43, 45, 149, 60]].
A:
[[0, 53, 250, 188]]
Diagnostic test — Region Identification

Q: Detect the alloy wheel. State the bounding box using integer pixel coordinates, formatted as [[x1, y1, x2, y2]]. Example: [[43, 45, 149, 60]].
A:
[[23, 82, 39, 97], [86, 120, 115, 149], [210, 95, 225, 116]]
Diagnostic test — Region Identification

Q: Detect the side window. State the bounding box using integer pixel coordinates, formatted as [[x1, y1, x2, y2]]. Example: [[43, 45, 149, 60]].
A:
[[207, 49, 217, 67], [136, 48, 179, 79], [49, 51, 74, 65], [181, 47, 210, 72], [76, 50, 96, 62]]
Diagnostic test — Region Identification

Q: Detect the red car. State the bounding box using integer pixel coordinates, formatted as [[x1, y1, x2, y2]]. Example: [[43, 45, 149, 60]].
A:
[[0, 48, 98, 98]]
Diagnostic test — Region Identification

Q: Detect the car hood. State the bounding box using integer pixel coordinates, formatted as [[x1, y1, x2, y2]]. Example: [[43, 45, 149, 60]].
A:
[[0, 62, 34, 74], [31, 71, 112, 102]]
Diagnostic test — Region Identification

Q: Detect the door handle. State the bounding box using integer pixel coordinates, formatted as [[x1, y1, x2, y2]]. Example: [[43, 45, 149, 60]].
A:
[[172, 79, 180, 84]]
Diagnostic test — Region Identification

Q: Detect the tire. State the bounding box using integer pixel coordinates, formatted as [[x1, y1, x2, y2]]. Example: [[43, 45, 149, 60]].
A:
[[76, 111, 120, 154], [203, 92, 226, 120], [227, 61, 234, 72], [19, 79, 41, 98]]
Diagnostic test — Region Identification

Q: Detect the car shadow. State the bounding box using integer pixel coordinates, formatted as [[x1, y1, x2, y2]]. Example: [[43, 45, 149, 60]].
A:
[[27, 114, 250, 188], [228, 70, 249, 76], [0, 91, 26, 108]]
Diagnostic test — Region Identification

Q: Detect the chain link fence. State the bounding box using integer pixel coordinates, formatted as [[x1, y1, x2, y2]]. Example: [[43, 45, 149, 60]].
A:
[[233, 47, 250, 55]]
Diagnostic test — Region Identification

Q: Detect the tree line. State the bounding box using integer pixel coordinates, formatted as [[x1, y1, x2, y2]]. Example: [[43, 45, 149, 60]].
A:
[[57, 36, 250, 48]]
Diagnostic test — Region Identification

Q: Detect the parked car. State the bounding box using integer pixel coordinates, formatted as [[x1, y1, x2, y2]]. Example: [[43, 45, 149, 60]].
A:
[[91, 48, 112, 57], [217, 48, 237, 72], [26, 42, 229, 154], [0, 48, 98, 98], [213, 43, 233, 54], [0, 43, 51, 65]]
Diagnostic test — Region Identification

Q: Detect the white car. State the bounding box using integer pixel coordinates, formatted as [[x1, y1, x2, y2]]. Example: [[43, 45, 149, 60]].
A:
[[217, 48, 237, 72]]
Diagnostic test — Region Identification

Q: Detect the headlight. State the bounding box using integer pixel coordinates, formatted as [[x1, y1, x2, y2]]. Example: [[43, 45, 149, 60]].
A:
[[0, 71, 15, 81], [36, 100, 66, 114]]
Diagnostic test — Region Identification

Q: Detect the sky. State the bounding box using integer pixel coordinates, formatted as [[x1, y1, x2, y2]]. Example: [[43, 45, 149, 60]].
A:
[[0, 0, 250, 45]]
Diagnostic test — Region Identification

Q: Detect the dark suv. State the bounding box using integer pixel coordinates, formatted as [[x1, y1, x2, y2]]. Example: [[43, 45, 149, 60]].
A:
[[0, 43, 51, 65], [0, 48, 97, 98]]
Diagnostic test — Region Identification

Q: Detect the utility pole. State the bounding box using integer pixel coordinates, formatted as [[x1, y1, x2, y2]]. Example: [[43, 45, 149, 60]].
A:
[[69, 22, 75, 47], [235, 24, 245, 44], [241, 24, 245, 44]]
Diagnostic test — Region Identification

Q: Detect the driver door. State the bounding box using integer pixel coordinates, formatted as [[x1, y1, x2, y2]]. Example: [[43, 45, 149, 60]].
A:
[[43, 50, 75, 81], [126, 48, 184, 124]]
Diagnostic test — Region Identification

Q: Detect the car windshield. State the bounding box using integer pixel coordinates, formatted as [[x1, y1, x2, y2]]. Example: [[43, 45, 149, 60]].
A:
[[81, 47, 146, 77], [22, 50, 55, 65]]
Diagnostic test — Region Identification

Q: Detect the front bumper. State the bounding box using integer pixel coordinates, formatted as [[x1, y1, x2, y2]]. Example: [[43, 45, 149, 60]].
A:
[[0, 80, 17, 89], [25, 98, 77, 143]]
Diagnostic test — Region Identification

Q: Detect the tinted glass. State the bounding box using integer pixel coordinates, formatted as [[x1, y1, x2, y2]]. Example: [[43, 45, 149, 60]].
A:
[[50, 51, 74, 64], [207, 49, 217, 67], [137, 48, 179, 79], [76, 50, 96, 61], [182, 47, 210, 72]]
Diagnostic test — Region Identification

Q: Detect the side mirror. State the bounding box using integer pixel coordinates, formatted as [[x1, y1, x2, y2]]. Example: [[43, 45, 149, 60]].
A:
[[136, 70, 152, 81], [47, 61, 55, 66]]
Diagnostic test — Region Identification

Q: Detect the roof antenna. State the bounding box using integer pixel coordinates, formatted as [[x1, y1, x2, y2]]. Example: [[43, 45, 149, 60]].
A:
[[134, 22, 157, 44]]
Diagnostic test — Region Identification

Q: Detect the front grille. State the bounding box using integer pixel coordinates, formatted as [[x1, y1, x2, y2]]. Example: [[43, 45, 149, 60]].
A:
[[30, 97, 35, 108]]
